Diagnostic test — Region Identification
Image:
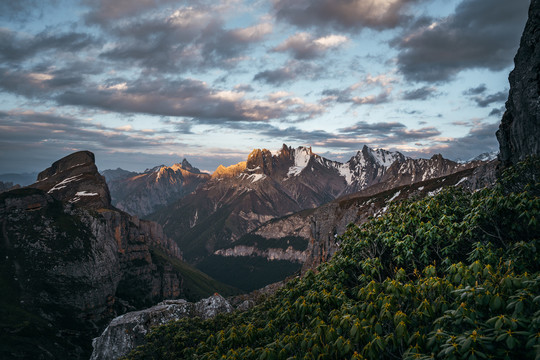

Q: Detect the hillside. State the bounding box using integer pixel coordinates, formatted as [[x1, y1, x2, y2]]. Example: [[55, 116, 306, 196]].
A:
[[124, 157, 540, 360]]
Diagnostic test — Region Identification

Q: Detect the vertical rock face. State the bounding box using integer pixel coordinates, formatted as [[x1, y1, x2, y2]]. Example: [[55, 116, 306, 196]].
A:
[[497, 0, 540, 167]]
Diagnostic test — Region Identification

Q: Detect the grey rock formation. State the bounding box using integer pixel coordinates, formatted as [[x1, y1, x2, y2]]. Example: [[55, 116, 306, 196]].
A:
[[497, 0, 540, 167], [90, 294, 234, 360]]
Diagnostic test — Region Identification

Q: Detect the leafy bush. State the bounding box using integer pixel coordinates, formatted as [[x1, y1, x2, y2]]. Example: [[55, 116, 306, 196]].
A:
[[124, 159, 540, 360]]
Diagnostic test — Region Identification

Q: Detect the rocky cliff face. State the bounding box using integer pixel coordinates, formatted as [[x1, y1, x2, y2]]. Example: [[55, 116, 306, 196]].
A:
[[497, 0, 540, 167], [105, 159, 210, 217], [0, 151, 226, 359], [32, 151, 112, 209], [91, 294, 234, 360]]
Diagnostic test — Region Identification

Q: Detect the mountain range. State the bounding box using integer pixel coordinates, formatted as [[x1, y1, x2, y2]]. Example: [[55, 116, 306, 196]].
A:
[[99, 144, 495, 291]]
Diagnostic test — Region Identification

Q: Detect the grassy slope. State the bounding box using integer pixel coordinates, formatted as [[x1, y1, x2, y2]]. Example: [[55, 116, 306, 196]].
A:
[[125, 158, 540, 360]]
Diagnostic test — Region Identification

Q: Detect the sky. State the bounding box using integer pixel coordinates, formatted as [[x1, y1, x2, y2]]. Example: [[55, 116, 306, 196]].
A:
[[0, 0, 531, 174]]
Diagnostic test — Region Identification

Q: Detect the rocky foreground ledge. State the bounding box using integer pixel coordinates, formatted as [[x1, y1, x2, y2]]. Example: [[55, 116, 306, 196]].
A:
[[90, 294, 234, 360]]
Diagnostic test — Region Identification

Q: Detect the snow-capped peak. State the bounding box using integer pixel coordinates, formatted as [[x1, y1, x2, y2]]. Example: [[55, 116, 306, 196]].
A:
[[468, 151, 499, 163], [367, 147, 404, 168], [287, 147, 312, 177]]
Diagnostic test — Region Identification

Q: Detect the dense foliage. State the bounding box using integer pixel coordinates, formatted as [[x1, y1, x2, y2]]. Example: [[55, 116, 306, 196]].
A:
[[125, 159, 540, 360]]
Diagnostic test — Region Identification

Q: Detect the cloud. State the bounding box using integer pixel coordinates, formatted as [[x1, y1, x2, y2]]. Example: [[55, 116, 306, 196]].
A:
[[470, 91, 507, 108], [98, 7, 272, 73], [402, 86, 438, 100], [463, 84, 487, 95], [273, 0, 424, 31], [0, 0, 58, 22], [0, 109, 189, 172], [273, 32, 348, 59], [339, 120, 440, 141], [0, 68, 85, 98], [462, 84, 508, 108], [0, 28, 99, 63], [83, 0, 179, 25], [55, 77, 324, 122], [393, 0, 529, 82], [489, 106, 505, 117], [253, 60, 321, 84], [411, 121, 500, 160], [0, 110, 178, 148], [321, 73, 395, 105]]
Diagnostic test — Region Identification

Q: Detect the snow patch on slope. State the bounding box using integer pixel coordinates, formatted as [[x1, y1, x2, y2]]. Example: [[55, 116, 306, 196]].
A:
[[248, 174, 266, 183], [336, 163, 353, 185], [369, 148, 402, 167], [47, 174, 83, 193], [287, 148, 311, 177]]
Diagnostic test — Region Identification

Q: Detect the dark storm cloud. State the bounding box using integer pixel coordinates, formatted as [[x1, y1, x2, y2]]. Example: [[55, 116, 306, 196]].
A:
[[402, 86, 438, 100], [0, 28, 99, 63], [273, 0, 424, 31], [393, 0, 529, 82]]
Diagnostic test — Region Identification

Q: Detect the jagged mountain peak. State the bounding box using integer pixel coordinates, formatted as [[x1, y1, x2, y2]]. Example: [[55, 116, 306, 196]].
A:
[[181, 158, 201, 173], [351, 145, 407, 168]]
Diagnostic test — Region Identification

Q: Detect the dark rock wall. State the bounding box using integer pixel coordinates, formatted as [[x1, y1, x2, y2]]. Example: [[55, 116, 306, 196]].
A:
[[497, 0, 540, 166]]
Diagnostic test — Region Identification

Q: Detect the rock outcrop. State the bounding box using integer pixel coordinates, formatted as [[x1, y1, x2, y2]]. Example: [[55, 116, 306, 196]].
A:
[[32, 151, 112, 209], [90, 294, 234, 360], [497, 0, 540, 167]]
